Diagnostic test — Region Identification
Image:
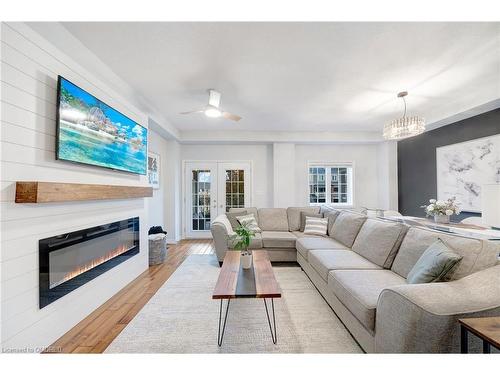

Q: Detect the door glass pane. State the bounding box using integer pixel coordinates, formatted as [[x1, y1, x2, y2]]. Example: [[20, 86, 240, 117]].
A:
[[191, 169, 211, 231], [225, 169, 245, 212]]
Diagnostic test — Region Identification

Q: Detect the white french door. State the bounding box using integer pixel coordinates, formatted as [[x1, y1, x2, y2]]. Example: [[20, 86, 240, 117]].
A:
[[185, 161, 251, 238], [185, 162, 217, 238]]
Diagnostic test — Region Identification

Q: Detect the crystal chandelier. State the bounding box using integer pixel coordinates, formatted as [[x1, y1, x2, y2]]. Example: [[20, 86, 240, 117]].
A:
[[383, 91, 425, 140]]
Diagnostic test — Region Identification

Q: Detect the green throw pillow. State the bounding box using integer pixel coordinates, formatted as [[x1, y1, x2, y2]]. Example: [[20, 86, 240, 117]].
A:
[[406, 239, 463, 284]]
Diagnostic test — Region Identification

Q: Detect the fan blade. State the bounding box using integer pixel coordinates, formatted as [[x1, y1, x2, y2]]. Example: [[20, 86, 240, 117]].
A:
[[222, 111, 242, 121], [179, 109, 204, 115], [208, 89, 221, 107]]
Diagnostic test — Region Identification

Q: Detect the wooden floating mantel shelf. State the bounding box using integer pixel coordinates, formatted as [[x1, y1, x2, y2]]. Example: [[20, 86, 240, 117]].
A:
[[15, 181, 153, 203]]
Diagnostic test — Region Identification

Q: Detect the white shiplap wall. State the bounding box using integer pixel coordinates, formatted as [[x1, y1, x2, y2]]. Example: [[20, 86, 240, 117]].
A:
[[0, 22, 150, 351]]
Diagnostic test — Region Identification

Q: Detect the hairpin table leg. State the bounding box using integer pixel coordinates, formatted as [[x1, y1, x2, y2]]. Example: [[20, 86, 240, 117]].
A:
[[263, 298, 277, 344], [217, 299, 231, 346]]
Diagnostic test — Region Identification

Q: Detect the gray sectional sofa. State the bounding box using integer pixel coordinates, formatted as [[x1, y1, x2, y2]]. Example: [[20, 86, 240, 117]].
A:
[[212, 206, 321, 262], [211, 206, 500, 353]]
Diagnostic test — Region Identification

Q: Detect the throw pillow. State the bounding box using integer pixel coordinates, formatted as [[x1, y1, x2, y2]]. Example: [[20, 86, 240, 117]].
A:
[[406, 239, 463, 284], [299, 211, 323, 232], [303, 216, 328, 236], [226, 210, 247, 230], [236, 213, 262, 233]]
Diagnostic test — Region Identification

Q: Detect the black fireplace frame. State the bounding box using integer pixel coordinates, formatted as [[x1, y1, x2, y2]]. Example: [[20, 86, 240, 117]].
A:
[[39, 217, 140, 309]]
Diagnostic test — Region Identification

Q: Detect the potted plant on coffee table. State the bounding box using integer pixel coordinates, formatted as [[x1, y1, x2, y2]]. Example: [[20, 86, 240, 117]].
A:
[[230, 222, 256, 269]]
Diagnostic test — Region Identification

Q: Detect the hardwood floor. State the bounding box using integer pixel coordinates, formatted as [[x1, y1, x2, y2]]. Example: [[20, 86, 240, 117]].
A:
[[45, 239, 215, 354]]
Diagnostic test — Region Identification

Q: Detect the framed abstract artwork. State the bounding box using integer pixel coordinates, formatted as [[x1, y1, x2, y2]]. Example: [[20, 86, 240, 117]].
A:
[[436, 134, 500, 213]]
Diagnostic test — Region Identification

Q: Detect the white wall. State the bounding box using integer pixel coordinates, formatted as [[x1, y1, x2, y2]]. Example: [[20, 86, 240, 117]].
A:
[[165, 139, 182, 243], [295, 144, 382, 208], [181, 144, 274, 209], [273, 143, 296, 207], [377, 141, 399, 210], [147, 129, 169, 230], [0, 23, 150, 351]]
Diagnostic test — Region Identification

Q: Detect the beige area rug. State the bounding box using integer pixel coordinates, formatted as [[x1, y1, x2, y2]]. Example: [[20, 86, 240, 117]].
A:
[[105, 255, 362, 353]]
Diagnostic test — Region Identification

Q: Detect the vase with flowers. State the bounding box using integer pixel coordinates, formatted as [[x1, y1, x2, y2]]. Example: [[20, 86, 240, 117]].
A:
[[421, 197, 461, 224]]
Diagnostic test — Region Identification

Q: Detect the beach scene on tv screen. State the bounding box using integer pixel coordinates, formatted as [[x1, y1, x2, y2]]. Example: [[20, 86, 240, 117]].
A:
[[57, 77, 147, 174]]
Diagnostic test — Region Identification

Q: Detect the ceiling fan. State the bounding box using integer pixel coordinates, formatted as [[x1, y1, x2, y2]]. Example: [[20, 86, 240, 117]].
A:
[[180, 89, 242, 121]]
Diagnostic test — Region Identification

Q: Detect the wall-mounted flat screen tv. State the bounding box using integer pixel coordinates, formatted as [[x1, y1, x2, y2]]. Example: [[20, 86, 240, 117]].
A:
[[56, 76, 148, 175]]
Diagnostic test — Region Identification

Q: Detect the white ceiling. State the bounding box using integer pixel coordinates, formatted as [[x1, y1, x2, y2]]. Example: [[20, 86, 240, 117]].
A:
[[52, 23, 500, 132]]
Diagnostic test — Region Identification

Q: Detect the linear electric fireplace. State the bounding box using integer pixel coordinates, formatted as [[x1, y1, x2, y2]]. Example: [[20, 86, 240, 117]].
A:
[[39, 217, 139, 308]]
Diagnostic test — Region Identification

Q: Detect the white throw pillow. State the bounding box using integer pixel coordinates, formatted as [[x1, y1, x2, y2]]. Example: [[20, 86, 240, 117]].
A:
[[236, 213, 262, 233], [303, 216, 328, 236]]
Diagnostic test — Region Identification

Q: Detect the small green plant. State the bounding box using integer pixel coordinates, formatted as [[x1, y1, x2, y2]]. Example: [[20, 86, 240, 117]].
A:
[[230, 222, 256, 255]]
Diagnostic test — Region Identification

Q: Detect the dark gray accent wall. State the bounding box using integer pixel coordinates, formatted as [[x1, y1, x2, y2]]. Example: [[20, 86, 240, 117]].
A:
[[398, 108, 500, 220]]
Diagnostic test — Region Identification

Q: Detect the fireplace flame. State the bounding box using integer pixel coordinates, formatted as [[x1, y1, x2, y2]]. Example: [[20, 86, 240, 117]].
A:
[[50, 244, 133, 289]]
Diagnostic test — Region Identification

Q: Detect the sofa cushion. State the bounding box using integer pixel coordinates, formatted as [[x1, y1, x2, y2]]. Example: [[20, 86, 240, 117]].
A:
[[320, 205, 333, 215], [391, 227, 499, 280], [226, 210, 247, 230], [291, 231, 318, 239], [296, 237, 348, 259], [228, 232, 263, 249], [328, 270, 406, 331], [261, 231, 297, 248], [287, 206, 320, 231], [258, 208, 289, 231], [229, 207, 259, 224], [309, 250, 382, 281], [351, 218, 409, 268], [299, 211, 323, 231], [325, 210, 342, 235], [330, 210, 367, 247]]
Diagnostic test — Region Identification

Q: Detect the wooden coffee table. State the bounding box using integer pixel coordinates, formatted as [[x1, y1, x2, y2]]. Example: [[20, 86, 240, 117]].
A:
[[212, 250, 281, 346]]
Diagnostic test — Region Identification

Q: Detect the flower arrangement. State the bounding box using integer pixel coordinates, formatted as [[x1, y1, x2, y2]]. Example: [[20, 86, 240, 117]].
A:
[[421, 197, 461, 223]]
